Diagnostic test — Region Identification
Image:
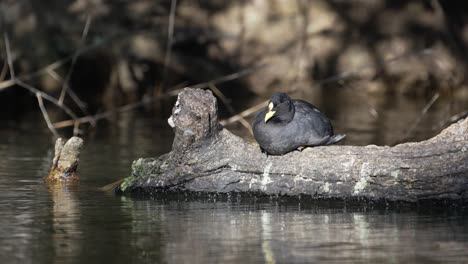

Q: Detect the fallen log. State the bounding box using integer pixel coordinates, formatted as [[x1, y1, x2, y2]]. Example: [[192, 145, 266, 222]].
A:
[[117, 88, 468, 201]]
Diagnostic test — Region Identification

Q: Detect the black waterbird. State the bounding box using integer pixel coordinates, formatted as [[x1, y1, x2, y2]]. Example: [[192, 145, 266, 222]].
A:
[[252, 92, 345, 155]]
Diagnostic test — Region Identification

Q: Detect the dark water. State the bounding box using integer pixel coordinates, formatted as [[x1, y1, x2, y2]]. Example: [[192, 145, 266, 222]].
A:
[[1, 95, 468, 263]]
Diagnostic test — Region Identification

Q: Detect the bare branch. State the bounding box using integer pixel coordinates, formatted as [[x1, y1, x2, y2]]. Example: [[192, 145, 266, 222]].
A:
[[15, 79, 78, 120], [395, 93, 440, 145], [0, 59, 7, 82], [36, 92, 60, 138], [191, 63, 269, 89], [160, 0, 178, 90], [163, 0, 177, 70], [81, 14, 92, 41], [436, 110, 468, 130], [4, 32, 15, 79], [315, 48, 433, 86], [220, 100, 268, 126], [46, 68, 63, 83], [0, 32, 113, 91], [53, 88, 183, 129], [58, 14, 93, 112], [52, 65, 268, 129], [32, 59, 267, 136], [208, 82, 252, 135], [221, 48, 433, 128]]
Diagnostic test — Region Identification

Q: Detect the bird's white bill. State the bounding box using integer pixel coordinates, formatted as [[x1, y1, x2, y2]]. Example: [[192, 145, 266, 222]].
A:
[[264, 110, 276, 122]]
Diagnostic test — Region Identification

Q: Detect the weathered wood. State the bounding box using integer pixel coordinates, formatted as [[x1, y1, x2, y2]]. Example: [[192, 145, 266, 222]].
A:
[[118, 88, 468, 201], [47, 137, 83, 183]]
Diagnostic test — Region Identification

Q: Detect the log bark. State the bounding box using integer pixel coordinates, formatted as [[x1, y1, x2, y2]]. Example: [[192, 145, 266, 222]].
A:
[[118, 88, 468, 201]]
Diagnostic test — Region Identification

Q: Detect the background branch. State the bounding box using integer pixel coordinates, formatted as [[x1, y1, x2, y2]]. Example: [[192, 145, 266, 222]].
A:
[[4, 32, 15, 79], [35, 92, 60, 138], [58, 14, 92, 111]]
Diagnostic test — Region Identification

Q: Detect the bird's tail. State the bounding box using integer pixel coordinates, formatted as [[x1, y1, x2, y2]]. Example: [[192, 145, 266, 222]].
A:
[[325, 134, 346, 145]]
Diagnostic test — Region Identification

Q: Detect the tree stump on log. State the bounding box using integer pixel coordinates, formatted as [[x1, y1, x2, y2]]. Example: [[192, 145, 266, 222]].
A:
[[118, 88, 468, 201], [47, 137, 83, 183]]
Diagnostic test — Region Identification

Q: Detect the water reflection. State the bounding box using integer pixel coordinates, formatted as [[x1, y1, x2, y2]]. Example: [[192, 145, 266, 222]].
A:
[[48, 184, 81, 262], [119, 196, 468, 263]]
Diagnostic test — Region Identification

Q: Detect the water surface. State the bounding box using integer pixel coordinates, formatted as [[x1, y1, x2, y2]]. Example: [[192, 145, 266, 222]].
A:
[[0, 101, 467, 263]]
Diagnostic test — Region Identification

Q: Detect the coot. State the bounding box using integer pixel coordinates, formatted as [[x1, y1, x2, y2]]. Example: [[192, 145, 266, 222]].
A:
[[252, 93, 345, 155]]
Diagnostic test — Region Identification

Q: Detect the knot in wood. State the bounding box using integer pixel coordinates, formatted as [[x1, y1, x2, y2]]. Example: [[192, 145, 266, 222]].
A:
[[168, 88, 218, 150]]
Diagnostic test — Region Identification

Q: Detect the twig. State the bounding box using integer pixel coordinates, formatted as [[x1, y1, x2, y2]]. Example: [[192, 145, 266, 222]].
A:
[[36, 92, 60, 138], [53, 88, 183, 129], [192, 63, 269, 89], [73, 120, 80, 136], [67, 87, 88, 110], [220, 100, 268, 126], [435, 110, 468, 130], [46, 67, 89, 110], [163, 0, 177, 70], [4, 32, 15, 79], [58, 15, 92, 112], [315, 48, 433, 86], [395, 93, 440, 145], [160, 0, 177, 90], [15, 79, 78, 120], [52, 64, 267, 129], [208, 82, 252, 134], [46, 68, 63, 83], [432, 0, 468, 75], [0, 33, 114, 91], [0, 59, 7, 82], [221, 48, 433, 127]]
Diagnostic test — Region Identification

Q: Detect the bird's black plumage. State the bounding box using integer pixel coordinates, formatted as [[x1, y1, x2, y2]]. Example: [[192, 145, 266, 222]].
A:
[[252, 93, 345, 155]]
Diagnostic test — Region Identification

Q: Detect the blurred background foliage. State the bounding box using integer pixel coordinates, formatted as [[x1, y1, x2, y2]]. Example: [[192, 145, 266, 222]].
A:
[[0, 0, 467, 145]]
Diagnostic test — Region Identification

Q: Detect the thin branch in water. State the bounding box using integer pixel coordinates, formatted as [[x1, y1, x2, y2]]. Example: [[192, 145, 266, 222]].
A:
[[58, 14, 93, 111], [36, 92, 60, 138], [220, 100, 268, 126], [208, 82, 252, 135], [435, 110, 468, 130], [4, 32, 15, 79], [395, 93, 440, 145]]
